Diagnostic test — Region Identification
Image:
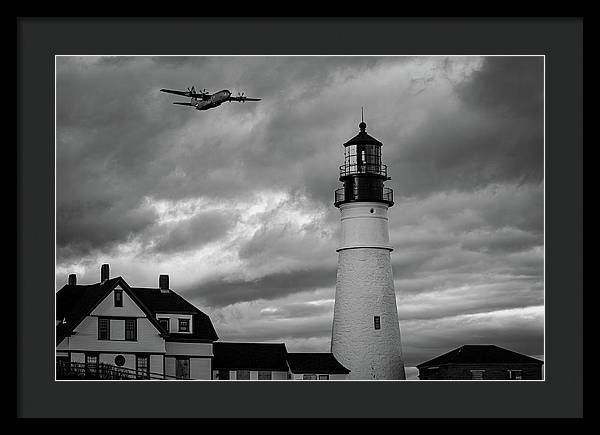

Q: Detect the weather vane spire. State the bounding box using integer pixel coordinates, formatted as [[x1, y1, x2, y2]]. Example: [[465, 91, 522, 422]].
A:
[[359, 107, 366, 131]]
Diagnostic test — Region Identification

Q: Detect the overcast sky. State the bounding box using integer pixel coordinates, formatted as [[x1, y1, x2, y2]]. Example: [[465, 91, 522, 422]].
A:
[[56, 56, 544, 379]]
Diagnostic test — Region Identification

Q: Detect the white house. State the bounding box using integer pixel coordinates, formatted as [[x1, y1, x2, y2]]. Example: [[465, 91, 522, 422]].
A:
[[56, 264, 218, 380]]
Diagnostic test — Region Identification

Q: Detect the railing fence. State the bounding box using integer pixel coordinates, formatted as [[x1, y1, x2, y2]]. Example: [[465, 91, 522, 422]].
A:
[[56, 360, 181, 380]]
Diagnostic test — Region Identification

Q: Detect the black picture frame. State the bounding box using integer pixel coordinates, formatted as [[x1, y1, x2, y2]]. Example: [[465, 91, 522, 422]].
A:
[[17, 17, 582, 418]]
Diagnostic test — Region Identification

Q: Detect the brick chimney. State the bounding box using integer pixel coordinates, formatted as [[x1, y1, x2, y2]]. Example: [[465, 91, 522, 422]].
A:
[[101, 264, 110, 282], [159, 274, 169, 293], [68, 274, 77, 285]]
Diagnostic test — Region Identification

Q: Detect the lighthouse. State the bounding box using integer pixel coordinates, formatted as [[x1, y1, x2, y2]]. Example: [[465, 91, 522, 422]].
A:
[[331, 114, 406, 380]]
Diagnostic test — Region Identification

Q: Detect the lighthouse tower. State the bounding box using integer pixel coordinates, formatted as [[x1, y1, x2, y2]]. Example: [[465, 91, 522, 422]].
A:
[[331, 115, 406, 380]]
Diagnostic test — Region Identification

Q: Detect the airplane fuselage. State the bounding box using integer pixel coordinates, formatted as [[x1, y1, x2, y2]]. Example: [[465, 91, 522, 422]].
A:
[[193, 89, 232, 111]]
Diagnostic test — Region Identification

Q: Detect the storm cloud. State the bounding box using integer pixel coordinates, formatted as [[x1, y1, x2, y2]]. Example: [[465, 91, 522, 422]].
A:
[[56, 56, 544, 372]]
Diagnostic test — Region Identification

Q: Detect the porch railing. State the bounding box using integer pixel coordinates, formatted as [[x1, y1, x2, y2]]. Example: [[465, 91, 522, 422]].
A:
[[56, 360, 180, 380]]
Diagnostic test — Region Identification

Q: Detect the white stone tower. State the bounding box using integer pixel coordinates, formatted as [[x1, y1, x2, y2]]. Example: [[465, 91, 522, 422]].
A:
[[331, 117, 406, 380]]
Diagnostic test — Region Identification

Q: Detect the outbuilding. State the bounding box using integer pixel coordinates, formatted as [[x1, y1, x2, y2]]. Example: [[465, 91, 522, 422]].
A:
[[417, 344, 543, 380]]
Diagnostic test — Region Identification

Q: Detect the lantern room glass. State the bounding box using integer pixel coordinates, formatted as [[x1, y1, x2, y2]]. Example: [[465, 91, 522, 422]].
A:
[[343, 144, 382, 176]]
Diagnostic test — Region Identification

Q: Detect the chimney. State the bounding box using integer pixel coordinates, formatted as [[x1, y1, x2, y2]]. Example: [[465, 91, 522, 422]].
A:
[[159, 274, 169, 293], [101, 264, 110, 282], [68, 274, 77, 285]]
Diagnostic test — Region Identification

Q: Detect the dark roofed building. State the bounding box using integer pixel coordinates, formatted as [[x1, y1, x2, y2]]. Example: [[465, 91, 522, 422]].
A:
[[212, 342, 289, 380], [417, 344, 543, 380], [212, 344, 351, 380], [286, 353, 350, 380]]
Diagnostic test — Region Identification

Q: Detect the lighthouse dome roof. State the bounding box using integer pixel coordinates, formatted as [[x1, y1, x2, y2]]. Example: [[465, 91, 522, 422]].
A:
[[343, 121, 383, 147]]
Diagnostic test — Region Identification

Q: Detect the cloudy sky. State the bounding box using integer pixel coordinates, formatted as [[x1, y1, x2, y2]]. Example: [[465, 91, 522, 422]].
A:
[[55, 56, 544, 379]]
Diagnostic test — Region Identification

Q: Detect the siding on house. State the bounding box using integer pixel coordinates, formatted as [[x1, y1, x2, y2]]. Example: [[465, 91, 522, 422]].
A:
[[67, 315, 166, 354], [165, 341, 213, 357], [191, 358, 212, 380], [90, 286, 145, 317], [164, 356, 212, 379]]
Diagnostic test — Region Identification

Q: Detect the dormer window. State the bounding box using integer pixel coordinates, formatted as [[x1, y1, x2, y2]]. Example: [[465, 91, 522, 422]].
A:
[[158, 318, 170, 332], [178, 318, 190, 332], [114, 289, 123, 307]]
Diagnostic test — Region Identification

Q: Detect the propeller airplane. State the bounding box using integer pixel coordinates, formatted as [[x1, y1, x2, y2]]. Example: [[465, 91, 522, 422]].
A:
[[160, 86, 261, 111]]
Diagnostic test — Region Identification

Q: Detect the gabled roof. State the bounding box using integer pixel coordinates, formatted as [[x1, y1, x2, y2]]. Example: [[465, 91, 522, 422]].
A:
[[213, 342, 289, 371], [286, 353, 350, 374], [131, 287, 218, 342], [416, 345, 544, 368], [56, 277, 131, 344], [56, 277, 218, 345]]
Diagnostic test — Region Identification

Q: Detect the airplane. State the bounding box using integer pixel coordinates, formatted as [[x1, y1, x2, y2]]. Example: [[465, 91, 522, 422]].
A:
[[160, 86, 261, 111]]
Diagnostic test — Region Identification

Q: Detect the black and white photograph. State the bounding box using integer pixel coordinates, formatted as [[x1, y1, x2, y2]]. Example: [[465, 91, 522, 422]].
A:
[[54, 55, 545, 382]]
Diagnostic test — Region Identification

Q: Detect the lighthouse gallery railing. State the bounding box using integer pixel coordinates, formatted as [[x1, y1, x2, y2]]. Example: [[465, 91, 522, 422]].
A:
[[334, 186, 393, 206]]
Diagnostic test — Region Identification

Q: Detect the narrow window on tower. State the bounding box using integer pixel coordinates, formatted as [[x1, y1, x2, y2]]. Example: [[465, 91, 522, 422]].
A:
[[374, 316, 381, 330]]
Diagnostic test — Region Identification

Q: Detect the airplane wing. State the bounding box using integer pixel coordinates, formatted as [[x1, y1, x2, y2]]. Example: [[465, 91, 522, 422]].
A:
[[173, 102, 195, 107], [228, 96, 261, 102], [161, 89, 211, 100], [161, 89, 191, 96]]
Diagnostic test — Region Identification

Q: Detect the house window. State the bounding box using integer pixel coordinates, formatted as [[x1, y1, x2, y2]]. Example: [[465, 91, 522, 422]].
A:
[[319, 375, 330, 380], [114, 289, 123, 307], [158, 318, 170, 332], [509, 370, 523, 380], [303, 374, 317, 380], [178, 318, 190, 332], [374, 316, 381, 330], [470, 370, 485, 380], [125, 318, 137, 341], [98, 318, 110, 340], [136, 355, 149, 379], [258, 370, 272, 380], [85, 354, 98, 377], [176, 358, 190, 380], [236, 370, 250, 380], [217, 370, 230, 380]]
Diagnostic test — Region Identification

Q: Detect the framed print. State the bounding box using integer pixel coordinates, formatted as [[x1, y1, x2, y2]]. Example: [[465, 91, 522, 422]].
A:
[[17, 17, 582, 419]]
